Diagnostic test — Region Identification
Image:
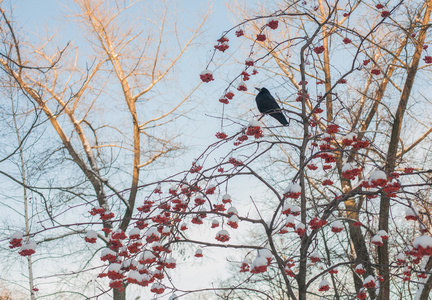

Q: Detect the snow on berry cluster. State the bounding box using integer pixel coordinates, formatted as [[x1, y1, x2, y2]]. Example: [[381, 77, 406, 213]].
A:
[[85, 180, 242, 294]]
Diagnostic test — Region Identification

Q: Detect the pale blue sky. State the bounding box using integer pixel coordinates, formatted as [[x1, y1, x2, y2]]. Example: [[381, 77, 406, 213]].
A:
[[9, 0, 247, 168], [2, 1, 270, 299]]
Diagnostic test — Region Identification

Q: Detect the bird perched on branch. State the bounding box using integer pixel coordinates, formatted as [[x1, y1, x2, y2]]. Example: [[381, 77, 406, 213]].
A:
[[255, 87, 288, 126]]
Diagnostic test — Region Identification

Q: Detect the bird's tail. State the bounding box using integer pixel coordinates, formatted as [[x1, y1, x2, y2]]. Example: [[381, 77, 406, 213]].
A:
[[270, 112, 289, 126]]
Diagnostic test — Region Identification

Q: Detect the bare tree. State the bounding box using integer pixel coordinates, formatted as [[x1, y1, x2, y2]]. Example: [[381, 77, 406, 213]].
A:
[[0, 0, 207, 299]]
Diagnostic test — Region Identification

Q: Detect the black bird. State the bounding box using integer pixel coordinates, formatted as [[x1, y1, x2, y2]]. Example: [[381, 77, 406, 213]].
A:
[[255, 87, 288, 126]]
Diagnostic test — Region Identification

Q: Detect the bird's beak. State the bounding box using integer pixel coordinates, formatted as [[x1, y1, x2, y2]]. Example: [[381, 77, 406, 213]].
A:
[[255, 87, 261, 92]]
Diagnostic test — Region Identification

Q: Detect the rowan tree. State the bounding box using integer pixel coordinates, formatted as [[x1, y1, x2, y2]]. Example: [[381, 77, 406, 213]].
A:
[[104, 0, 431, 299], [210, 0, 432, 299]]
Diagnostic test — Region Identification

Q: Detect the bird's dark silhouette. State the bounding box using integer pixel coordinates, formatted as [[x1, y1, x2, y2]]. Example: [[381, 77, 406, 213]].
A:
[[255, 87, 288, 126]]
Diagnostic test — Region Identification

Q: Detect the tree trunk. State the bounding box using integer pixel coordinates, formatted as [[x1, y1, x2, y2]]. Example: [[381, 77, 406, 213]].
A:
[[113, 288, 126, 300], [419, 257, 432, 300], [379, 3, 432, 299]]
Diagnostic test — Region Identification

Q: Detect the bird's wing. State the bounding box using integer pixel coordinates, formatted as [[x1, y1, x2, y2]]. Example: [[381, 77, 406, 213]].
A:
[[256, 93, 282, 114]]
